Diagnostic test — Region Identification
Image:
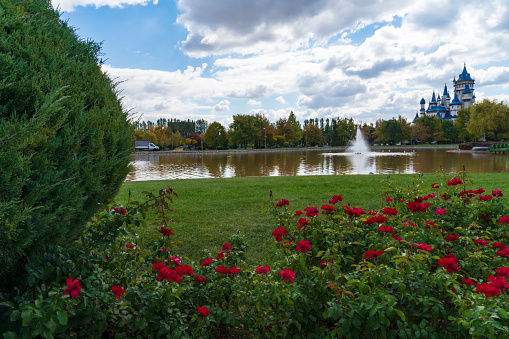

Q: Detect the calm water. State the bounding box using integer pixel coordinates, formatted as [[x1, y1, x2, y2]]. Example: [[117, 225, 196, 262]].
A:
[[126, 149, 508, 181]]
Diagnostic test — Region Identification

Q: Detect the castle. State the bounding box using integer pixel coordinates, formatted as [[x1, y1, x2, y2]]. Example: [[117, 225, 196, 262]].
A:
[[415, 64, 475, 122]]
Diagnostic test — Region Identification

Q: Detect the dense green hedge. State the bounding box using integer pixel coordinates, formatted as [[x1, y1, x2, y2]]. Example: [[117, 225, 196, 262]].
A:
[[0, 0, 132, 290]]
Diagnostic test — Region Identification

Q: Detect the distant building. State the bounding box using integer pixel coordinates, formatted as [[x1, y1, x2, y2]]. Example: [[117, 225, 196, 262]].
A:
[[415, 64, 476, 122]]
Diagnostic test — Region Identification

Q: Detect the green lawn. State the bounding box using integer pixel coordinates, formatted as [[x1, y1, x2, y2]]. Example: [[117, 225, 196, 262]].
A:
[[115, 173, 508, 265]]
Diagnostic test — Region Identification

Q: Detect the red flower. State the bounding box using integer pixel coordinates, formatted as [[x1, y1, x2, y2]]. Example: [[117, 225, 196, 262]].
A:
[[415, 243, 433, 251], [297, 218, 310, 230], [215, 266, 227, 274], [271, 227, 287, 242], [201, 257, 213, 267], [279, 268, 295, 283], [378, 226, 395, 234], [329, 195, 343, 204], [158, 227, 173, 236], [295, 210, 302, 216], [431, 183, 439, 189], [304, 207, 319, 217], [194, 276, 207, 283], [438, 254, 459, 273], [296, 240, 312, 253], [487, 275, 509, 291], [445, 234, 460, 242], [462, 278, 476, 286], [176, 264, 194, 276], [440, 193, 451, 200], [343, 206, 366, 217], [393, 235, 403, 243], [276, 199, 290, 207], [157, 267, 182, 284], [434, 208, 447, 215], [493, 189, 503, 197], [481, 213, 490, 222], [152, 260, 165, 271], [113, 207, 126, 215], [475, 195, 493, 201], [474, 239, 487, 246], [364, 215, 387, 225], [382, 207, 398, 216], [321, 204, 335, 214], [320, 260, 332, 267], [496, 248, 509, 258], [226, 266, 240, 275], [64, 278, 82, 299], [255, 265, 270, 275], [499, 216, 509, 225], [385, 196, 394, 203], [125, 244, 134, 249], [447, 178, 463, 186], [364, 249, 384, 259], [222, 243, 232, 251], [406, 201, 429, 213], [111, 286, 125, 299], [474, 188, 485, 194], [476, 283, 500, 297], [197, 306, 210, 317], [216, 252, 225, 261], [402, 221, 417, 228], [493, 242, 507, 250], [496, 267, 509, 277], [426, 222, 437, 229]]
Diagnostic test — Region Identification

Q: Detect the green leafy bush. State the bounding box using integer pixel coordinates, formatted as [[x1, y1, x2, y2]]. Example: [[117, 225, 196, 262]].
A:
[[0, 0, 132, 290], [2, 172, 509, 338]]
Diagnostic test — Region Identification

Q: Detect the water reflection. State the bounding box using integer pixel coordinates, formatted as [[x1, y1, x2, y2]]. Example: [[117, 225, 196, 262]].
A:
[[126, 149, 509, 181]]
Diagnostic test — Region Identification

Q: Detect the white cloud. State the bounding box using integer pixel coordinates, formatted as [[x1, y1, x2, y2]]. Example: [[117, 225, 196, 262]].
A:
[[212, 100, 230, 113], [247, 99, 262, 106], [275, 96, 287, 104], [52, 0, 158, 12]]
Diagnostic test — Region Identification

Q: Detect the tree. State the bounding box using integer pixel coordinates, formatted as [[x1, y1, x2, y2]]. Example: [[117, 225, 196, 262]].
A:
[[0, 0, 132, 290], [455, 108, 472, 142], [287, 111, 302, 145], [276, 118, 295, 146], [204, 122, 228, 149], [441, 120, 458, 144], [303, 124, 323, 146], [412, 119, 431, 144], [229, 114, 258, 149], [334, 118, 355, 146], [468, 99, 509, 141]]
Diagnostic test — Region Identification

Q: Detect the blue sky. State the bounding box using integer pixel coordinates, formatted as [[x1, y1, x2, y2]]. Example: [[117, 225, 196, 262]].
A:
[[53, 0, 509, 128]]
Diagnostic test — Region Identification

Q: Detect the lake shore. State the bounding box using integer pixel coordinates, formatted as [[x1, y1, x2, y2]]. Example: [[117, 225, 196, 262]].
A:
[[134, 144, 459, 155]]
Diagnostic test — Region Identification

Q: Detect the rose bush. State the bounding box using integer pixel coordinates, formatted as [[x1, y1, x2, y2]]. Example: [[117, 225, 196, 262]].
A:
[[2, 171, 509, 338]]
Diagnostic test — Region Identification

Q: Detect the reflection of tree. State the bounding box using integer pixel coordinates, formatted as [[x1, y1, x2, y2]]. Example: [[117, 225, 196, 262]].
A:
[[202, 154, 228, 177], [374, 154, 412, 173]]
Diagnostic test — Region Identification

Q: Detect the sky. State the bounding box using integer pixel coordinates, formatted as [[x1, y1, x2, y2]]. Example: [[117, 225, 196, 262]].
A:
[[52, 0, 509, 128]]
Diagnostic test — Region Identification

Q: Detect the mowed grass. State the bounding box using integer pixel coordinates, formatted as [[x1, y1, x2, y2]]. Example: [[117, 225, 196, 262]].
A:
[[114, 173, 508, 265]]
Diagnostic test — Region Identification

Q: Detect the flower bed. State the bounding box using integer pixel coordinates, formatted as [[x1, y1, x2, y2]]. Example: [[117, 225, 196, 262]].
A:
[[2, 173, 509, 338]]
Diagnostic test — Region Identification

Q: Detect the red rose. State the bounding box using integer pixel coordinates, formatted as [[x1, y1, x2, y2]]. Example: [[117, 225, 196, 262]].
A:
[[493, 189, 503, 197], [111, 286, 125, 299], [279, 268, 295, 283], [462, 278, 476, 286], [426, 222, 437, 229], [431, 183, 439, 188], [216, 252, 225, 261], [329, 195, 343, 204], [295, 210, 303, 216], [201, 257, 213, 267], [364, 249, 384, 259], [197, 306, 210, 317], [474, 239, 487, 246], [297, 218, 310, 230], [194, 276, 207, 283], [493, 242, 507, 250], [415, 243, 433, 251], [321, 204, 335, 214], [271, 227, 287, 242], [276, 199, 290, 207], [496, 248, 509, 258], [64, 278, 82, 299], [378, 226, 395, 234], [215, 266, 227, 274], [445, 234, 460, 242], [255, 265, 270, 275], [447, 178, 463, 186], [304, 206, 319, 217], [158, 227, 173, 236], [382, 207, 398, 216], [438, 254, 459, 273], [343, 206, 366, 217], [296, 240, 311, 253], [222, 243, 232, 251], [476, 283, 500, 297], [364, 215, 387, 225], [226, 266, 240, 275], [499, 216, 509, 225]]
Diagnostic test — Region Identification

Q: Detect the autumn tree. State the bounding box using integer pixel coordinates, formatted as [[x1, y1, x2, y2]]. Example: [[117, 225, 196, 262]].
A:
[[229, 114, 259, 149], [467, 99, 509, 141], [303, 124, 323, 146]]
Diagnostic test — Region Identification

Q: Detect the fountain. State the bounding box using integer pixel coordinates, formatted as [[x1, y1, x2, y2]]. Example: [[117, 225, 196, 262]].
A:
[[346, 127, 370, 154]]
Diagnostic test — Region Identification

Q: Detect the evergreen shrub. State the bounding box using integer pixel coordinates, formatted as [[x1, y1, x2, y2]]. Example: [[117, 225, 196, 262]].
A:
[[0, 0, 132, 290]]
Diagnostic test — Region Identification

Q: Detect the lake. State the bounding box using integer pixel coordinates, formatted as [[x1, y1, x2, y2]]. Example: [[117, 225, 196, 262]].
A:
[[126, 148, 509, 181]]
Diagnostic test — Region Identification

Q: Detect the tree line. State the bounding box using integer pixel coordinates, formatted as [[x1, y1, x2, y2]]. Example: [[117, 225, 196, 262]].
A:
[[133, 99, 509, 150]]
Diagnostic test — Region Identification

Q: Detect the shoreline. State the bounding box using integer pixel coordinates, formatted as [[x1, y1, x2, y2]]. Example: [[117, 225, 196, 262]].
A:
[[133, 144, 459, 155]]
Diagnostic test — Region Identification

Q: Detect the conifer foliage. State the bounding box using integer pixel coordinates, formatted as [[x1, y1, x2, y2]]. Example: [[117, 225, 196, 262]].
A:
[[0, 0, 132, 289]]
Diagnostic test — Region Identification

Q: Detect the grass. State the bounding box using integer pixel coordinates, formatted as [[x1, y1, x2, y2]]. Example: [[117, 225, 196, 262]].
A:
[[114, 173, 508, 265]]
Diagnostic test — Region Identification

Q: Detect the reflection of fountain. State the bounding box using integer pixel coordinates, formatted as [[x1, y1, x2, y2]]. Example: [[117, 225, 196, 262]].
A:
[[346, 127, 370, 154]]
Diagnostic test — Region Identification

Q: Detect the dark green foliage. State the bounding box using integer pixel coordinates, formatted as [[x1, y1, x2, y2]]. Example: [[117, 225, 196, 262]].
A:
[[0, 0, 133, 290]]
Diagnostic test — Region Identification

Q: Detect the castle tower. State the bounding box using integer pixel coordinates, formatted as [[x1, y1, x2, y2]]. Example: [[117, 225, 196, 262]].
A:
[[453, 63, 475, 109]]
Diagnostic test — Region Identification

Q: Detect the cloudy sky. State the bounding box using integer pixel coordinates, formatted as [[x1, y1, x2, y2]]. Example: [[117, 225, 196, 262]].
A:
[[53, 0, 509, 127]]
